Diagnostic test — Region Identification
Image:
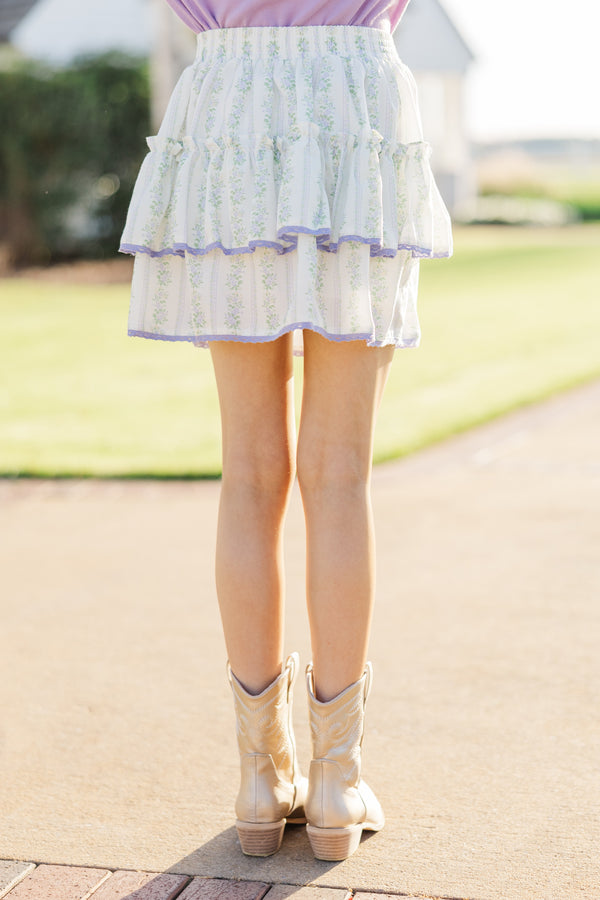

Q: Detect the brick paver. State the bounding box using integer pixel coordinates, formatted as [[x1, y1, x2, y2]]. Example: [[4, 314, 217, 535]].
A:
[[0, 862, 35, 898], [0, 867, 373, 900], [176, 880, 269, 900], [89, 870, 191, 899], [355, 895, 428, 900], [267, 888, 352, 900], [1, 864, 110, 899]]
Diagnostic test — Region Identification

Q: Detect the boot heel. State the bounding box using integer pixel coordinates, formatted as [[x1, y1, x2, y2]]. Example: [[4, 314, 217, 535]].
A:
[[306, 823, 362, 860], [228, 654, 308, 857], [235, 819, 286, 856]]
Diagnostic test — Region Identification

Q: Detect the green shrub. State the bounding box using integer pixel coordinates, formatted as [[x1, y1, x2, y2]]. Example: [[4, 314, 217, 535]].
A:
[[0, 52, 150, 265], [480, 180, 600, 222]]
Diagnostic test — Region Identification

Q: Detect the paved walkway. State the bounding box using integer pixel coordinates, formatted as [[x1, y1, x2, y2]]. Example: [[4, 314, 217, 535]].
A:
[[0, 862, 393, 900], [1, 379, 599, 900]]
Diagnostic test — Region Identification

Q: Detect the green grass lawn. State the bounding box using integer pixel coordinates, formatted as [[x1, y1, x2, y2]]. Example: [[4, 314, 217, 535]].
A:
[[2, 224, 599, 477]]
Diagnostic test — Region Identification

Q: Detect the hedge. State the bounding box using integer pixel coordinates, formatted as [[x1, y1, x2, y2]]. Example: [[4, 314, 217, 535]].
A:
[[0, 52, 150, 266]]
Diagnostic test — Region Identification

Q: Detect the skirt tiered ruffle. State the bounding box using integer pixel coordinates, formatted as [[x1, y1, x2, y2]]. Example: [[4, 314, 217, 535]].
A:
[[119, 24, 452, 351]]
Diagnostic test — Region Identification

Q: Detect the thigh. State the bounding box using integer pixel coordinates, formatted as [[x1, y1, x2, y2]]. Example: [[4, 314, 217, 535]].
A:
[[210, 334, 295, 474], [298, 332, 395, 477]]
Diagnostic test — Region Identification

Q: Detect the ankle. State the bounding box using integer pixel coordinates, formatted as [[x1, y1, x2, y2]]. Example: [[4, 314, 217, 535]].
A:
[[229, 661, 283, 696], [310, 666, 367, 703]]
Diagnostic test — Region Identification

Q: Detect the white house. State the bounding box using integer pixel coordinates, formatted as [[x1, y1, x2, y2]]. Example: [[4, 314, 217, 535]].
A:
[[0, 0, 38, 41], [394, 0, 475, 214], [7, 0, 475, 214]]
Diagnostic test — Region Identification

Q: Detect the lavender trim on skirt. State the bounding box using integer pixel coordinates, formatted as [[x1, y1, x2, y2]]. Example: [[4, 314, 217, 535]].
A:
[[119, 24, 453, 352]]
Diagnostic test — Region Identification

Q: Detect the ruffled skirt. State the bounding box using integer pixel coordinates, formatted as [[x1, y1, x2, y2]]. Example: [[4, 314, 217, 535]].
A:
[[119, 24, 453, 352]]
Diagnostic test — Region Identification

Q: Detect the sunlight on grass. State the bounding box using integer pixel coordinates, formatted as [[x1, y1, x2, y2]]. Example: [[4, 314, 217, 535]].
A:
[[1, 224, 599, 476], [0, 281, 222, 476], [376, 224, 600, 461]]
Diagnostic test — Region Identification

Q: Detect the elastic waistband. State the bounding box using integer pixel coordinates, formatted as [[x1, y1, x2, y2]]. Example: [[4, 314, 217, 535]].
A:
[[195, 24, 397, 61]]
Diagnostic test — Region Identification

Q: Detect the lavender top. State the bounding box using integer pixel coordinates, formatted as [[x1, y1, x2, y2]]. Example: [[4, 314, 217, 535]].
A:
[[165, 0, 411, 35]]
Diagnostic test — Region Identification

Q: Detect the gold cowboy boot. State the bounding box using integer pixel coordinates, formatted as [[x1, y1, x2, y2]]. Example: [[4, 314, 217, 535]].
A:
[[305, 661, 384, 860], [228, 652, 308, 856]]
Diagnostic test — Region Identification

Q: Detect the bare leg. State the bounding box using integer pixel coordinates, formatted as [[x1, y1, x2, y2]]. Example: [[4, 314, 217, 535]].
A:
[[210, 334, 295, 695], [297, 331, 394, 702]]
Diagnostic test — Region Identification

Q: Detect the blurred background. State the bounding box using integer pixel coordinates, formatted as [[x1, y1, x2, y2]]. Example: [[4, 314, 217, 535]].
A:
[[1, 0, 599, 476]]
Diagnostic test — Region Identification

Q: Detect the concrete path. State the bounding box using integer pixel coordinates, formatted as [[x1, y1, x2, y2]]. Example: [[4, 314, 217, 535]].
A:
[[1, 380, 599, 900]]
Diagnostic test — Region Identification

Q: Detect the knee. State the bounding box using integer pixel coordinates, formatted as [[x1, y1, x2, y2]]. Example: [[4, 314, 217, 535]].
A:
[[222, 442, 295, 509], [296, 439, 370, 504]]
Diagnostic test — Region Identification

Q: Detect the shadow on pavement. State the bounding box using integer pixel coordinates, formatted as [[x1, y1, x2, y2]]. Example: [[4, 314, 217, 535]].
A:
[[111, 824, 354, 898]]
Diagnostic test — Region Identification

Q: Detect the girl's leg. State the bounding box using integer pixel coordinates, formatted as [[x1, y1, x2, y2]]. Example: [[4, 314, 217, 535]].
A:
[[210, 333, 295, 695], [296, 331, 395, 702]]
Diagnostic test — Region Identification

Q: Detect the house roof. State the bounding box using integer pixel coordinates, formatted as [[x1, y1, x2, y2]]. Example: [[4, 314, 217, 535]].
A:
[[0, 0, 39, 41], [395, 0, 474, 73]]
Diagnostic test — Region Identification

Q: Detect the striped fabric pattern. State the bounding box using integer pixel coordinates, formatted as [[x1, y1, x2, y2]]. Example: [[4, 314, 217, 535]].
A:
[[119, 24, 452, 352]]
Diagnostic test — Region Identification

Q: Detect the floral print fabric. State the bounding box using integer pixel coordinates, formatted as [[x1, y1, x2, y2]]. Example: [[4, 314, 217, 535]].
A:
[[119, 24, 453, 351]]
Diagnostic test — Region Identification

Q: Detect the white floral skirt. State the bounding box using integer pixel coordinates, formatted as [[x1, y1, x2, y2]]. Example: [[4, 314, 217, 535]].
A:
[[119, 24, 453, 353]]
